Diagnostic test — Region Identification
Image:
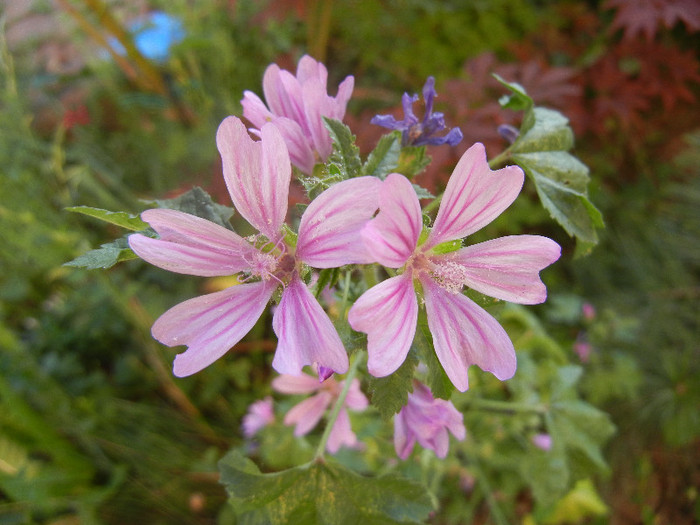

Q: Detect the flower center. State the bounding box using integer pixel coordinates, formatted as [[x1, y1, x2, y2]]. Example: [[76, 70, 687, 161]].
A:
[[428, 259, 469, 294]]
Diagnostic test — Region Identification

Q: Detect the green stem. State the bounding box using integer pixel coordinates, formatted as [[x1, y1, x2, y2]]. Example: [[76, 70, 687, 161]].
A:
[[488, 148, 512, 169], [469, 454, 509, 525], [314, 352, 364, 460], [422, 192, 443, 215], [466, 397, 548, 415]]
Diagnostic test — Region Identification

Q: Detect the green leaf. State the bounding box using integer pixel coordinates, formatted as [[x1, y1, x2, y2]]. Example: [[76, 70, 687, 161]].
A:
[[412, 184, 435, 200], [494, 74, 533, 112], [64, 236, 138, 269], [363, 132, 401, 179], [148, 186, 235, 229], [367, 350, 418, 419], [324, 118, 362, 179], [66, 206, 148, 231], [219, 452, 434, 525], [512, 108, 573, 152], [397, 146, 431, 178]]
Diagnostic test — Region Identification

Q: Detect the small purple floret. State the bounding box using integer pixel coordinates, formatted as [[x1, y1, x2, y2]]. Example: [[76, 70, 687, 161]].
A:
[[371, 76, 463, 148]]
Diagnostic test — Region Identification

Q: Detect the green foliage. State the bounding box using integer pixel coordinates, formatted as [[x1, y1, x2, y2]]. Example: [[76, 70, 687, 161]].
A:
[[367, 351, 418, 420], [219, 452, 434, 525], [66, 206, 149, 231], [362, 132, 401, 179], [148, 186, 236, 229], [323, 117, 363, 179]]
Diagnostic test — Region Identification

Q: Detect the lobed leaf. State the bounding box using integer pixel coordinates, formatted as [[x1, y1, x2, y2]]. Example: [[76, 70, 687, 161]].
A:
[[219, 452, 434, 525], [367, 350, 418, 419], [64, 236, 138, 270], [323, 118, 362, 179], [362, 131, 401, 179]]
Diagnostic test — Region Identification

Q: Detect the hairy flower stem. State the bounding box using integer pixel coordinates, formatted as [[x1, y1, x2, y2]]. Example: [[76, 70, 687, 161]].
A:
[[466, 398, 548, 415], [315, 352, 364, 460]]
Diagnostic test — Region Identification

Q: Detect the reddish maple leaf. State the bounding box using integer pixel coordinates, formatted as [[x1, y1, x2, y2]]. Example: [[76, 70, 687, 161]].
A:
[[605, 0, 700, 40]]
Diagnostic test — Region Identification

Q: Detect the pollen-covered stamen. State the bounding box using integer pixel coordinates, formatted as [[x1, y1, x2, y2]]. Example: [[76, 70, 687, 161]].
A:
[[427, 258, 470, 294]]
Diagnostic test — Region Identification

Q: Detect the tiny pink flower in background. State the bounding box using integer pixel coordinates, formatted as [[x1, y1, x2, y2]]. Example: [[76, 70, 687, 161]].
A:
[[348, 143, 561, 391], [242, 396, 275, 438], [394, 381, 465, 460], [129, 116, 381, 378], [532, 433, 553, 451], [574, 337, 592, 363], [582, 302, 596, 321], [242, 54, 354, 174], [272, 372, 368, 454]]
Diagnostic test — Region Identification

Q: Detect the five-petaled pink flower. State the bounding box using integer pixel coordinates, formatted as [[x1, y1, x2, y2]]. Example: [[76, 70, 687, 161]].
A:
[[394, 381, 465, 459], [129, 116, 380, 378], [272, 372, 368, 454], [242, 54, 354, 174], [348, 143, 561, 391]]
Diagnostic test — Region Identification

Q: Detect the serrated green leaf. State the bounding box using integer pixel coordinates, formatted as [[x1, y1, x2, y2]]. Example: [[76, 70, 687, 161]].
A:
[[363, 132, 401, 179], [412, 184, 434, 200], [494, 74, 533, 112], [512, 108, 573, 153], [368, 351, 418, 419], [397, 146, 431, 178], [219, 452, 434, 525], [512, 150, 600, 243], [324, 118, 362, 179], [147, 186, 234, 229], [64, 236, 137, 269], [66, 206, 148, 231]]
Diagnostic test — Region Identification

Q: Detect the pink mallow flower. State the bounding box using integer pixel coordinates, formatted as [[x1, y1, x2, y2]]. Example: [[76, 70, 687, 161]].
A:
[[129, 116, 381, 377], [348, 143, 561, 391], [394, 381, 465, 459], [242, 396, 275, 438], [241, 54, 354, 174], [272, 372, 368, 454]]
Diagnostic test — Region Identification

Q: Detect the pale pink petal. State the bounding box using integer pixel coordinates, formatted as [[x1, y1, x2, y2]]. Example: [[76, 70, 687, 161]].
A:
[[129, 209, 254, 276], [362, 173, 422, 268], [263, 65, 307, 130], [150, 281, 276, 377], [296, 177, 382, 267], [446, 235, 561, 304], [394, 411, 416, 460], [421, 276, 517, 392], [428, 143, 524, 246], [348, 274, 418, 377], [326, 408, 359, 453], [296, 55, 328, 88], [427, 428, 450, 459], [283, 391, 332, 436], [241, 90, 274, 129], [302, 80, 334, 161], [344, 378, 369, 411], [333, 76, 354, 117], [268, 117, 316, 175], [216, 116, 290, 240], [272, 275, 349, 375], [272, 373, 323, 395]]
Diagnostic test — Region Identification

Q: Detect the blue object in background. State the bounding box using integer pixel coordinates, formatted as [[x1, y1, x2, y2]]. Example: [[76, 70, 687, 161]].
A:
[[108, 11, 185, 62]]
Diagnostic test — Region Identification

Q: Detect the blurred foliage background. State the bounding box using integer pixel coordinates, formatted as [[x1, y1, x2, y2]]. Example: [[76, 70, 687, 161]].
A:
[[0, 0, 698, 523]]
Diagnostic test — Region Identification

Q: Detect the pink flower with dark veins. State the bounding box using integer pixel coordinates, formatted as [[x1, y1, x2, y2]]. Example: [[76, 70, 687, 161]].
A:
[[348, 143, 561, 391], [129, 116, 381, 377], [394, 381, 465, 459], [272, 372, 368, 454], [242, 55, 354, 174]]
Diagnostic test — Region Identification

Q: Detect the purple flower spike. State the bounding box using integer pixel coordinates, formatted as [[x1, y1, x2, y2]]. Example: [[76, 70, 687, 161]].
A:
[[129, 116, 381, 378], [394, 381, 465, 460], [371, 76, 463, 148], [348, 143, 561, 391]]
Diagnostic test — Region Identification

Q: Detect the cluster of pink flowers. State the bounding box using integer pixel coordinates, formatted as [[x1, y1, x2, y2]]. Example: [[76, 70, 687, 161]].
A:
[[129, 55, 561, 460]]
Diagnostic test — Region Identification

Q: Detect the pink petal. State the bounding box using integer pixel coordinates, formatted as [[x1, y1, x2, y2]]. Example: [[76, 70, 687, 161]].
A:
[[362, 173, 422, 268], [348, 274, 418, 377], [284, 391, 332, 436], [272, 373, 322, 395], [421, 276, 517, 392], [272, 275, 349, 375], [296, 177, 382, 268], [267, 117, 316, 175], [394, 411, 416, 460], [326, 408, 358, 454], [296, 55, 328, 88], [216, 116, 290, 240], [262, 64, 305, 127], [428, 143, 524, 246], [447, 235, 561, 304], [302, 80, 334, 161], [129, 209, 254, 276], [151, 281, 276, 377], [344, 378, 369, 411], [241, 90, 274, 129]]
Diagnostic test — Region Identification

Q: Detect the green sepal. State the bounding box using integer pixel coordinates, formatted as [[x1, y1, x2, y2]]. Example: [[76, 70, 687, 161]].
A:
[[282, 224, 298, 248], [66, 206, 148, 231], [494, 74, 533, 112], [396, 146, 431, 178], [362, 131, 401, 179], [430, 239, 462, 255], [218, 451, 435, 525], [367, 350, 418, 420]]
